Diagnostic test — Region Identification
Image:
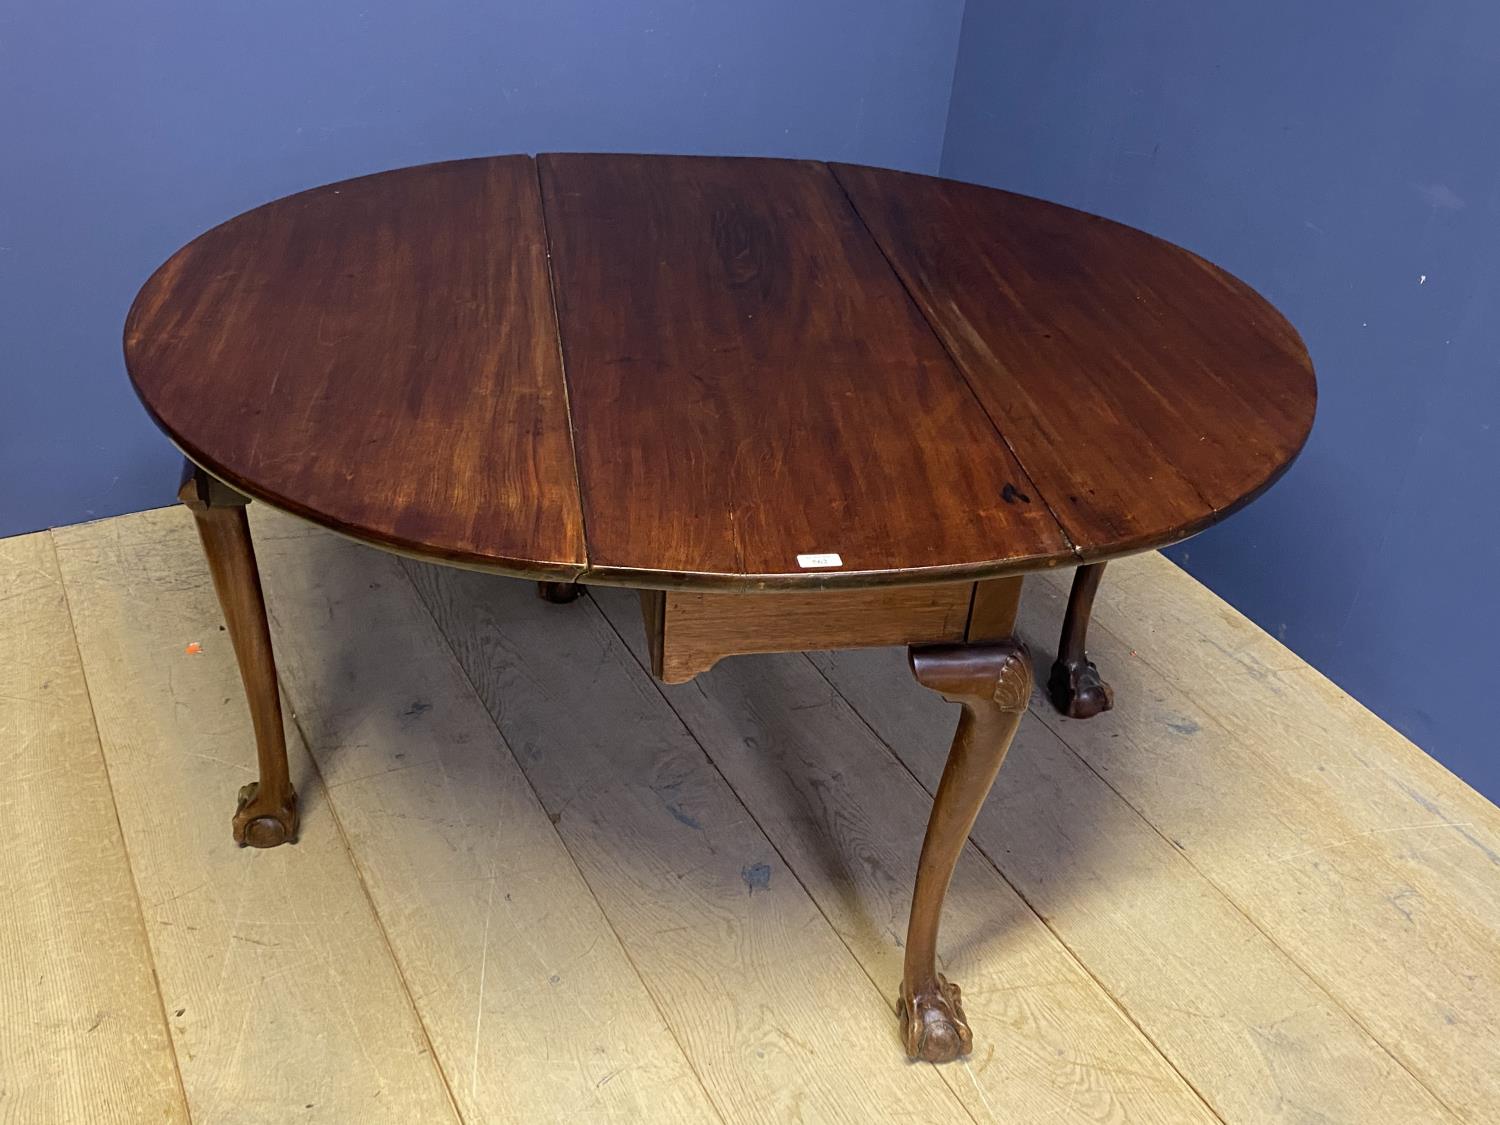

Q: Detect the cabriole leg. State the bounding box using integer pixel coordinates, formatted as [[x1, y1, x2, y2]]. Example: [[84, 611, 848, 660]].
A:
[[178, 462, 298, 848], [901, 639, 1032, 1062], [1048, 562, 1114, 718]]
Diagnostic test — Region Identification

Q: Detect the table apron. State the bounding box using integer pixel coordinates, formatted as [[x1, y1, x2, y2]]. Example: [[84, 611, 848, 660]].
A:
[[640, 577, 1023, 684]]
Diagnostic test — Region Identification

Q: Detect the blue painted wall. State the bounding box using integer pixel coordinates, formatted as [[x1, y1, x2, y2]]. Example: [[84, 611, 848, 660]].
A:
[[7, 1, 1493, 796], [0, 0, 965, 537], [942, 2, 1500, 797]]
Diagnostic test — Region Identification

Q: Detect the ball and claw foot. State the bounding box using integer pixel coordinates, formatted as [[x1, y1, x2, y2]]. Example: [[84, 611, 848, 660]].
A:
[[232, 781, 299, 848], [898, 974, 974, 1063], [1048, 657, 1114, 719], [536, 581, 581, 604]]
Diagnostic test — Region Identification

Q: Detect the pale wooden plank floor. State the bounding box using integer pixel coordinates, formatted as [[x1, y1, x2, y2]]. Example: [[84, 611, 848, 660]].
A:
[[0, 534, 186, 1123], [3, 505, 1496, 1123], [51, 515, 461, 1125]]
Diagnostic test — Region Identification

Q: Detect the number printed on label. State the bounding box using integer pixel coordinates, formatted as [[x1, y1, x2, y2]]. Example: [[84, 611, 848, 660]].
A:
[[796, 553, 844, 569]]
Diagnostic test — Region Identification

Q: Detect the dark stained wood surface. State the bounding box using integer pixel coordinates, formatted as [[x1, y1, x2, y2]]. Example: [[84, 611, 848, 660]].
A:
[[126, 154, 1317, 590], [642, 582, 975, 683], [833, 163, 1317, 558], [538, 153, 1071, 588], [178, 464, 299, 847], [126, 156, 586, 577], [903, 637, 1033, 1062]]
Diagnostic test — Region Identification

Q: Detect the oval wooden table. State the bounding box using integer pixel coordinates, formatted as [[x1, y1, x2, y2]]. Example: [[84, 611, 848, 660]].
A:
[[126, 153, 1316, 1064]]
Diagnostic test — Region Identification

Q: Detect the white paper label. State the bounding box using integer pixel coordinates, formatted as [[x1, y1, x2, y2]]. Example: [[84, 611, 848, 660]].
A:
[[796, 553, 844, 569]]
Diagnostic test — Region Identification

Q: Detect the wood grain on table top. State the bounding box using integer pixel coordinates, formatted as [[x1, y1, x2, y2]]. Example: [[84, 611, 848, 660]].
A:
[[125, 156, 585, 577], [832, 163, 1316, 558], [126, 153, 1316, 589], [538, 153, 1070, 587]]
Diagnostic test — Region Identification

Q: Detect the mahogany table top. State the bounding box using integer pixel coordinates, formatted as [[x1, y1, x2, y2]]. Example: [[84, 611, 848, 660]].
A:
[[126, 154, 1316, 591]]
